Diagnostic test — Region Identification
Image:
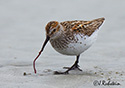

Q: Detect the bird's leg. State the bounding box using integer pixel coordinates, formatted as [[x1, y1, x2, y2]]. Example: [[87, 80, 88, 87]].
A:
[[64, 55, 82, 72], [54, 55, 82, 75]]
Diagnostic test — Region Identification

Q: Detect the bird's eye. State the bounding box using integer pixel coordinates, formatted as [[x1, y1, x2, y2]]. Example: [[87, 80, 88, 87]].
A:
[[53, 29, 56, 32]]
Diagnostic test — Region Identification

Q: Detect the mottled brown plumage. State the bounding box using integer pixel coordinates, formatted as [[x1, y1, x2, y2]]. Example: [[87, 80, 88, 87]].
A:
[[60, 17, 105, 36], [50, 18, 105, 50]]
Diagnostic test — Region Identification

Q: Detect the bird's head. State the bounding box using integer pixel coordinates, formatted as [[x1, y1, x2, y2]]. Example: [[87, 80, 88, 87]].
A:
[[45, 21, 62, 40]]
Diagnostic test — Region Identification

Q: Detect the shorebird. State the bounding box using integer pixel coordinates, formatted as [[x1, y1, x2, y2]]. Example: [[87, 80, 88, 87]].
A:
[[33, 17, 105, 74]]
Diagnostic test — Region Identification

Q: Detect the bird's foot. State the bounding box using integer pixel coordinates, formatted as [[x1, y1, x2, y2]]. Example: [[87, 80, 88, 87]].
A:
[[54, 65, 82, 75], [63, 64, 82, 71]]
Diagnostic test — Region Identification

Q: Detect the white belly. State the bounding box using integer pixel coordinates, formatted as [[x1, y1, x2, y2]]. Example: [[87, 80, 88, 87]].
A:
[[51, 30, 99, 56]]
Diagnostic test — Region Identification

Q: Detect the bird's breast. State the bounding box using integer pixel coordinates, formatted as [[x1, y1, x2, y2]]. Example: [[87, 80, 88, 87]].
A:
[[50, 30, 99, 55]]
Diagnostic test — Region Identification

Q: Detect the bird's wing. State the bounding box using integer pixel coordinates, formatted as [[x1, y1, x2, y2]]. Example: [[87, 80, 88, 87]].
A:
[[60, 18, 105, 36]]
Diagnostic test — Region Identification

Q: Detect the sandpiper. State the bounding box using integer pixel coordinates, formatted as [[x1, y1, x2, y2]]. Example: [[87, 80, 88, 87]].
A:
[[33, 17, 105, 74]]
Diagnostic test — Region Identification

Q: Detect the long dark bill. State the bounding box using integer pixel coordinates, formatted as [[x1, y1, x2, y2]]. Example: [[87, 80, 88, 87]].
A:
[[33, 36, 50, 73]]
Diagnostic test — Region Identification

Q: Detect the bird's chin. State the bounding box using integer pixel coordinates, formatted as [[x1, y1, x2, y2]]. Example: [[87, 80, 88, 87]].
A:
[[50, 34, 60, 40], [50, 36, 58, 40]]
